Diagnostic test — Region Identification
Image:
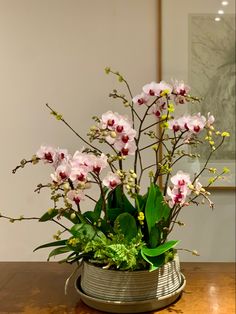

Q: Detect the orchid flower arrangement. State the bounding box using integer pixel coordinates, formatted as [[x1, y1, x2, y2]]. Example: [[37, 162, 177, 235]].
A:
[[0, 68, 230, 271]]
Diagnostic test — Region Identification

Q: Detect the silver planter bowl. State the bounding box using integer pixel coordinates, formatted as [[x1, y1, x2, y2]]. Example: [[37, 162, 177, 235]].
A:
[[75, 254, 186, 313]]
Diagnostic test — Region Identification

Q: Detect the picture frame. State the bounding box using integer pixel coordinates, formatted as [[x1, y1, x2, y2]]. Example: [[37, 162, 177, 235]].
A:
[[158, 0, 235, 190]]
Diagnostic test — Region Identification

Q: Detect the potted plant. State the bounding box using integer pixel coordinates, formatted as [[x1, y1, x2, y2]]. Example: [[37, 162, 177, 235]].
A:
[[0, 68, 230, 313]]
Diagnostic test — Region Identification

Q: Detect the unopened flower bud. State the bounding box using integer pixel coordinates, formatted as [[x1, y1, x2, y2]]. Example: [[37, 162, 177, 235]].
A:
[[105, 67, 110, 74], [47, 208, 54, 214], [32, 155, 39, 165], [149, 171, 154, 177], [70, 213, 76, 220], [63, 183, 70, 190], [110, 131, 117, 138]]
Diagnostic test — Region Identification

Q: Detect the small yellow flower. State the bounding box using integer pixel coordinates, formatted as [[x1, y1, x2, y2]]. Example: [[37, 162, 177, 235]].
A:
[[151, 144, 158, 151], [209, 168, 217, 173], [167, 103, 175, 113], [208, 177, 215, 184], [68, 238, 79, 246], [221, 132, 230, 137], [223, 167, 230, 174], [160, 89, 170, 97], [161, 122, 169, 128], [138, 212, 144, 220], [137, 212, 145, 225]]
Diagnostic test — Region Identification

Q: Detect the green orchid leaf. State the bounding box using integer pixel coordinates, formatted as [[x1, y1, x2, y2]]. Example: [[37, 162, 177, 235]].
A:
[[70, 223, 84, 236], [39, 209, 58, 222], [97, 219, 113, 234], [141, 250, 166, 271], [83, 211, 99, 224], [70, 223, 96, 239], [141, 240, 179, 257], [136, 193, 148, 211], [107, 186, 136, 215], [107, 207, 122, 223], [145, 184, 171, 238], [47, 246, 72, 261], [149, 254, 166, 271], [93, 187, 108, 218], [149, 226, 161, 248], [58, 252, 77, 263], [33, 239, 67, 252], [114, 212, 138, 241]]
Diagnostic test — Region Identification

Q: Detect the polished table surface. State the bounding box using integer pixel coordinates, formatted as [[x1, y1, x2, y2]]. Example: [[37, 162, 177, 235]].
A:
[[0, 262, 235, 314]]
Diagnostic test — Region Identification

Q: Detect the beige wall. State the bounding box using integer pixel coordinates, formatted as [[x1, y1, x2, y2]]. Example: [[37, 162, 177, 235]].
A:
[[0, 0, 234, 262]]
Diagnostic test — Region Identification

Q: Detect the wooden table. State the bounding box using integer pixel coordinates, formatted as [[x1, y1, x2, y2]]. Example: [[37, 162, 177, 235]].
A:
[[0, 262, 235, 314]]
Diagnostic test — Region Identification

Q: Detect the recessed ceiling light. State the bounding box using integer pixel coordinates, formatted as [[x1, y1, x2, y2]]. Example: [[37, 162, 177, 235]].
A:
[[218, 10, 224, 14], [221, 1, 229, 6], [215, 17, 221, 21]]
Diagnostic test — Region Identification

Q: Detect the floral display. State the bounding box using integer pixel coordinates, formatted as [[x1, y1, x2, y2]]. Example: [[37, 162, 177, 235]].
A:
[[0, 68, 230, 271]]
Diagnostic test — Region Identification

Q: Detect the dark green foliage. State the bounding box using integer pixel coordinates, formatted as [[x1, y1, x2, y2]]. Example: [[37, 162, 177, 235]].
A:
[[107, 186, 136, 215], [114, 213, 138, 241], [144, 183, 171, 247]]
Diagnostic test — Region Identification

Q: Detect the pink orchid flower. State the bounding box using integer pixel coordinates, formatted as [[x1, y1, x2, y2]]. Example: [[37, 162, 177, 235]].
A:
[[132, 92, 150, 105], [67, 190, 85, 205], [170, 170, 191, 188], [51, 162, 71, 183], [102, 172, 121, 189], [36, 145, 57, 164]]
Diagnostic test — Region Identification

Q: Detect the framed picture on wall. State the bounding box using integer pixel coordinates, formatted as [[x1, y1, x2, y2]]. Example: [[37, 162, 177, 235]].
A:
[[160, 0, 235, 189]]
